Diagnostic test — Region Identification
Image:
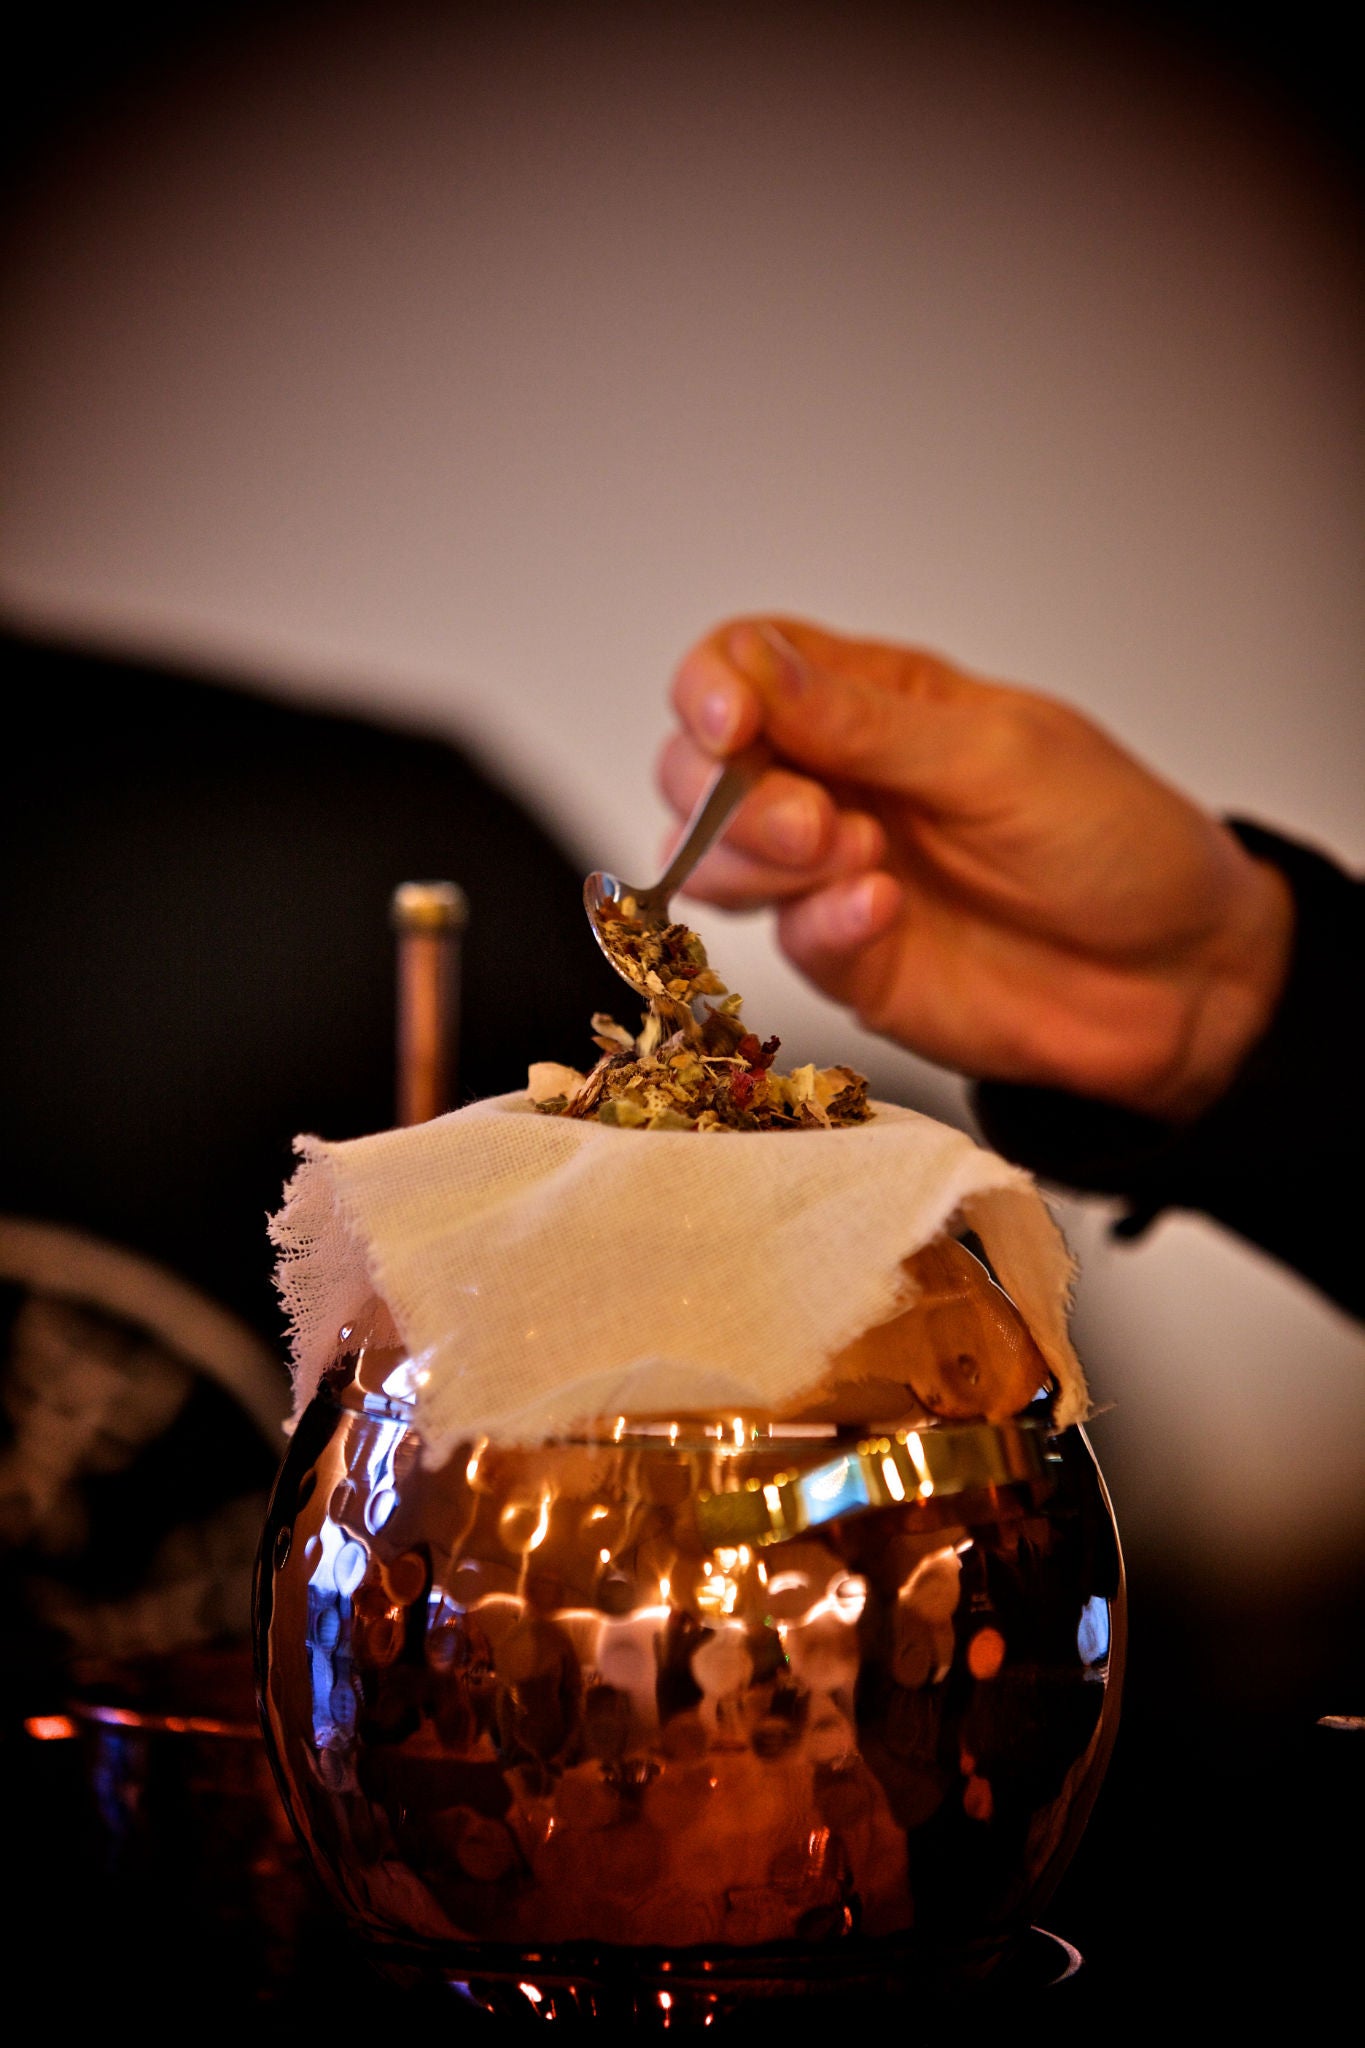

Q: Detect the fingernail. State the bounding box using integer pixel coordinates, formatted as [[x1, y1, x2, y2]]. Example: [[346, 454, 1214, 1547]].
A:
[[829, 874, 883, 944], [765, 792, 822, 863], [698, 682, 744, 749], [728, 621, 809, 698]]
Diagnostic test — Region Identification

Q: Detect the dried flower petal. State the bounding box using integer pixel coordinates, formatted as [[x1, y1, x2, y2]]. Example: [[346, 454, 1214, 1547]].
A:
[[527, 1061, 586, 1105], [530, 909, 872, 1134]]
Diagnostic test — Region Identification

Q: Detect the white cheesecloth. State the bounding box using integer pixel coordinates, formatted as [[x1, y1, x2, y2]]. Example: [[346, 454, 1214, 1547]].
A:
[[270, 1092, 1087, 1465]]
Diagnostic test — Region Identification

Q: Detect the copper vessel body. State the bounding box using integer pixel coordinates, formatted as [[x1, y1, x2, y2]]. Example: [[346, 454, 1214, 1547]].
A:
[[254, 1334, 1124, 2022]]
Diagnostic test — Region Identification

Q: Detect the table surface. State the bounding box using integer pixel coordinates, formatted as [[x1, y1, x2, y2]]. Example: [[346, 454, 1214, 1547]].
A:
[[13, 1692, 1358, 2038]]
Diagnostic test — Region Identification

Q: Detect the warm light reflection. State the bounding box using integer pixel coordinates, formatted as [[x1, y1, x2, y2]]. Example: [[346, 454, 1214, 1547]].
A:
[[382, 1345, 435, 1401], [968, 1625, 1007, 1679], [830, 1574, 868, 1623], [527, 1490, 551, 1552], [698, 1572, 738, 1616], [465, 1437, 488, 1485], [881, 1455, 906, 1502], [779, 1573, 868, 1630], [904, 1432, 936, 1499], [498, 1484, 555, 1557], [24, 1715, 77, 1741], [898, 1545, 962, 1638]]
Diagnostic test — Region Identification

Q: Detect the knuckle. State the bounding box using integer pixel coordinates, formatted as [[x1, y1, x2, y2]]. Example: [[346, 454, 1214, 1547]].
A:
[[965, 691, 1079, 791], [816, 677, 897, 763]]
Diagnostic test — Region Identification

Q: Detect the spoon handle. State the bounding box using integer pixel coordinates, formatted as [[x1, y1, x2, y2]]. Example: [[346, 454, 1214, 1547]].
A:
[[652, 742, 770, 905]]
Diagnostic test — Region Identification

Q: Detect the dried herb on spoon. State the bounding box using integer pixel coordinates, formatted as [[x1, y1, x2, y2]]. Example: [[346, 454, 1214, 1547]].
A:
[[528, 911, 871, 1133]]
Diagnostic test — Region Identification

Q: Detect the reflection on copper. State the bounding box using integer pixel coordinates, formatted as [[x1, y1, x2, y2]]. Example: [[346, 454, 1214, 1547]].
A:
[[71, 1703, 259, 1739], [968, 1626, 1007, 1680], [256, 1363, 1125, 2019], [905, 1431, 933, 1497]]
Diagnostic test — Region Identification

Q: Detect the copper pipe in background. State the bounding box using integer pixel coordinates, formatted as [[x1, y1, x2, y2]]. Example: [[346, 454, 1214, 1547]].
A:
[[391, 880, 468, 1126]]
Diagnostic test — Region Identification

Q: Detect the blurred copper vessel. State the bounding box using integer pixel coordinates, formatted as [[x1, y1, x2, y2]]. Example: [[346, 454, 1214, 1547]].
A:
[[254, 1287, 1124, 2025], [390, 879, 467, 1126]]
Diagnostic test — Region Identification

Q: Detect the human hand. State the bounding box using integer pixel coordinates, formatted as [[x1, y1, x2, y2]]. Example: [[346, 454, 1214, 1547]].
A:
[[659, 617, 1294, 1120]]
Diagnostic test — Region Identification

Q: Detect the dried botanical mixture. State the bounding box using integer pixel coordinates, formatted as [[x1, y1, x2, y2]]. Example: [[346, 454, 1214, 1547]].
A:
[[528, 907, 871, 1132]]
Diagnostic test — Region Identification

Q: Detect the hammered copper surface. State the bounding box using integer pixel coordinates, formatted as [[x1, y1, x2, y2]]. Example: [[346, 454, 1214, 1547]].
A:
[[254, 1335, 1123, 2018]]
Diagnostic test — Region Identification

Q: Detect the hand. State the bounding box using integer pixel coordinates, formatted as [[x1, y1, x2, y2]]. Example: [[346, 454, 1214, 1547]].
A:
[[659, 616, 1294, 1120]]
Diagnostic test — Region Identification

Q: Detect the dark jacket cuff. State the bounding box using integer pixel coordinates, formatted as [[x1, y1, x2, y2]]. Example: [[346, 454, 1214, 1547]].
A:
[[972, 819, 1363, 1319]]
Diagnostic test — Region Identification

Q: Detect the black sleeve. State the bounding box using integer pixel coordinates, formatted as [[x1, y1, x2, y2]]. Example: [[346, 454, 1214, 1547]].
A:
[[972, 820, 1364, 1320], [0, 629, 625, 1343]]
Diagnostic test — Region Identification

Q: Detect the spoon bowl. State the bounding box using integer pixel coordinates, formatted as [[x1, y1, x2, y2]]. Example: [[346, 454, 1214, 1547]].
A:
[[584, 743, 768, 999]]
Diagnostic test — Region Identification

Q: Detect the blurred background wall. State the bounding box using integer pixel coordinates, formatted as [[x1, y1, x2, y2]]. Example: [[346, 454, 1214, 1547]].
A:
[[2, 0, 1361, 1627]]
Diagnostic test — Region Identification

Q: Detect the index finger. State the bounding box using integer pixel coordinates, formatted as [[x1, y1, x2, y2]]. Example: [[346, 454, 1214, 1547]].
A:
[[671, 612, 974, 752], [672, 613, 1014, 810], [669, 625, 768, 758]]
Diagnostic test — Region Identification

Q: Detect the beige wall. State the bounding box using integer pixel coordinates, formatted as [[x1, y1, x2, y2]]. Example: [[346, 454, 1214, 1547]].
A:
[[3, 2, 1361, 1575]]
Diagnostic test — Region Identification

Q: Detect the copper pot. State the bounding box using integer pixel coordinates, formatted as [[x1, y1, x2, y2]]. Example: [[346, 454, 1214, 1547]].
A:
[[254, 1264, 1123, 2024]]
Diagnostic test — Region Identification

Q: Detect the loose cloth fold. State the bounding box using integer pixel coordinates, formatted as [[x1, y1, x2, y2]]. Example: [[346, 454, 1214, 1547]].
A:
[[270, 1092, 1088, 1464]]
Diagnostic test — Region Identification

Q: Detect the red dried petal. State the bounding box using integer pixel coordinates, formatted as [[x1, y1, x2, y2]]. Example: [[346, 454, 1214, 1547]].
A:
[[729, 1070, 760, 1110]]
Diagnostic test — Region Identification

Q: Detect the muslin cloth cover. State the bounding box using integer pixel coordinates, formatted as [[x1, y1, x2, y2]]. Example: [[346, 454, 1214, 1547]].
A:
[[271, 1092, 1087, 1466]]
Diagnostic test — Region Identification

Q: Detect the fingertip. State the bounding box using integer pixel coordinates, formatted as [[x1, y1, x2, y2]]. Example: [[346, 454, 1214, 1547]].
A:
[[698, 679, 750, 751], [672, 642, 763, 756], [834, 871, 903, 946], [832, 809, 888, 875], [796, 872, 903, 953], [758, 785, 832, 865]]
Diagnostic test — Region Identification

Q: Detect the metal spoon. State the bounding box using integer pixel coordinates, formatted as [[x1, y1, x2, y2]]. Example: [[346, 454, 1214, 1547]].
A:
[[583, 742, 768, 997]]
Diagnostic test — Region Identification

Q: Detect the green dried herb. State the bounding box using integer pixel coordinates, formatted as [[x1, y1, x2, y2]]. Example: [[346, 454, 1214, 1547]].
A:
[[527, 910, 871, 1132]]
